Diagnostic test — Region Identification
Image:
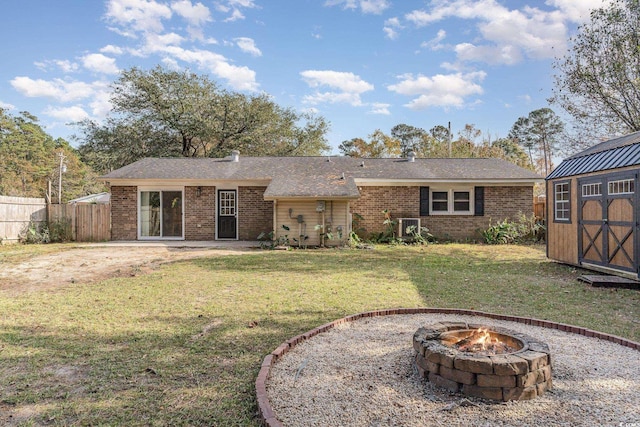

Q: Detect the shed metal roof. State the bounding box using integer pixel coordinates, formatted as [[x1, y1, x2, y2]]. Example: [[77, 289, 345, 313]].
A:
[[547, 131, 640, 180]]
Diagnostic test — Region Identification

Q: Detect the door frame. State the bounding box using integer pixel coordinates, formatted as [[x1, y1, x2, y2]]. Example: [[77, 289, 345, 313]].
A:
[[578, 172, 638, 275], [137, 186, 185, 240], [216, 188, 238, 240]]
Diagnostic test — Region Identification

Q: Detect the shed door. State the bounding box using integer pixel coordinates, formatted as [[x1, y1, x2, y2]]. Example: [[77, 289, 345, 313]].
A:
[[578, 174, 637, 274]]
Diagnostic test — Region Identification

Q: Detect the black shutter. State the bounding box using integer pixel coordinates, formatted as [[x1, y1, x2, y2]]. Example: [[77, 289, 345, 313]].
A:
[[474, 186, 484, 216], [420, 186, 430, 216]]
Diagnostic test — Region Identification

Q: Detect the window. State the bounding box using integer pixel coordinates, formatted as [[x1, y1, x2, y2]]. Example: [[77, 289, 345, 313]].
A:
[[608, 179, 634, 195], [432, 191, 449, 212], [453, 191, 470, 211], [429, 189, 473, 215], [554, 182, 570, 221], [581, 182, 601, 197]]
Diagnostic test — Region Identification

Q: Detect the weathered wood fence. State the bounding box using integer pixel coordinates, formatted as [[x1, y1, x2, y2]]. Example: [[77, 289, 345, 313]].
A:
[[534, 195, 546, 219], [0, 195, 47, 243], [48, 204, 111, 242]]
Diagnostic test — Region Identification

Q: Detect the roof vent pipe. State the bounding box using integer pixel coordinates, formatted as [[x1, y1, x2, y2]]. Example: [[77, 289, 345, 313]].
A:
[[231, 150, 240, 162], [407, 150, 416, 162]]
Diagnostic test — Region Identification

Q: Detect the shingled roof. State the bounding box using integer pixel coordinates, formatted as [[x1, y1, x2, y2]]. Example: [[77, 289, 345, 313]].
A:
[[103, 156, 541, 198]]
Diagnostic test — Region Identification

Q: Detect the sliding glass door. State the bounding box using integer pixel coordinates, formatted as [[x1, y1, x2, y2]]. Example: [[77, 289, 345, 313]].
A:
[[140, 190, 183, 239]]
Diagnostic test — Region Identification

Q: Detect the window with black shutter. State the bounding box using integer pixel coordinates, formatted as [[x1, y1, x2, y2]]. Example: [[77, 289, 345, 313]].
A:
[[474, 186, 484, 216], [420, 186, 430, 216]]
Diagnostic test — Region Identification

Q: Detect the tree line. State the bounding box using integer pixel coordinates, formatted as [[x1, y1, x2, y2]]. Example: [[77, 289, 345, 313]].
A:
[[1, 0, 638, 200]]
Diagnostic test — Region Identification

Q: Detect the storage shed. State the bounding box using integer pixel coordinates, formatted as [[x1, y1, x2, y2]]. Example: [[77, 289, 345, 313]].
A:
[[546, 131, 640, 279]]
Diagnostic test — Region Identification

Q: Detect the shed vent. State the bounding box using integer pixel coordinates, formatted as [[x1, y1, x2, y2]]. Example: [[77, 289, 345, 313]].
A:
[[398, 218, 420, 237]]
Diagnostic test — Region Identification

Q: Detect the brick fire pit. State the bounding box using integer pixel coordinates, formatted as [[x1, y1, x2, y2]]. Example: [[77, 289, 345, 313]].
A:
[[413, 322, 552, 401]]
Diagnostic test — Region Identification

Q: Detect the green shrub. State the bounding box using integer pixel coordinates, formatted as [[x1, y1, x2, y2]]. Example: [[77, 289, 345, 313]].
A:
[[481, 214, 545, 244], [19, 221, 51, 244]]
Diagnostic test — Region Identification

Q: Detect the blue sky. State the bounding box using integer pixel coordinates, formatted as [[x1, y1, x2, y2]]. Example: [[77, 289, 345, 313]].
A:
[[0, 0, 608, 154]]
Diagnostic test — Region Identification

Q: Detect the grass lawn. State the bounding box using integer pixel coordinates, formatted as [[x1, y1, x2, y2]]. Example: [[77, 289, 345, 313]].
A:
[[0, 243, 638, 426]]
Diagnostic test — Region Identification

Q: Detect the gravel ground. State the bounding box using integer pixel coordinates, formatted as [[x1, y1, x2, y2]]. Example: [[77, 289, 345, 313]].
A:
[[267, 314, 640, 427]]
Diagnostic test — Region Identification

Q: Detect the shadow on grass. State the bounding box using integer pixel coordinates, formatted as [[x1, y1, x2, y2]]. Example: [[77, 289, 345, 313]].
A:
[[1, 244, 638, 426], [0, 307, 343, 426]]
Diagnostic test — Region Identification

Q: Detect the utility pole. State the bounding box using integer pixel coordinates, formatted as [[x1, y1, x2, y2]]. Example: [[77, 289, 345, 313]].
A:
[[448, 122, 452, 157], [58, 151, 66, 204]]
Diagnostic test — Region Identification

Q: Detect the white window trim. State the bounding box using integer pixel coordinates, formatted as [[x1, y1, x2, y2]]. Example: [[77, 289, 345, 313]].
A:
[[608, 178, 635, 195], [137, 186, 185, 240], [429, 188, 474, 215], [554, 182, 570, 222]]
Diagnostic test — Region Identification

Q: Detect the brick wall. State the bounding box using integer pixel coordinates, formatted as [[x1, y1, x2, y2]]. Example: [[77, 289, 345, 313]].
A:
[[184, 186, 216, 240], [350, 185, 533, 241], [350, 186, 419, 238], [238, 186, 273, 240], [110, 186, 137, 240]]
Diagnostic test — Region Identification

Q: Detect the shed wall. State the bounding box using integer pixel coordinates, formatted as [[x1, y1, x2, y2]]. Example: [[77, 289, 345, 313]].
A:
[[546, 178, 578, 265], [546, 164, 640, 268]]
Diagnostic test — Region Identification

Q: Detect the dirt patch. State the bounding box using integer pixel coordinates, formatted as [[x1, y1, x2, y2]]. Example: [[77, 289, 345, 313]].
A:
[[0, 245, 255, 294]]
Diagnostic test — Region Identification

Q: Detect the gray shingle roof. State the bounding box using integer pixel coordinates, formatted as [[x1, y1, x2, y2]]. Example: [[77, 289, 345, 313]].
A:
[[103, 156, 542, 198], [547, 131, 640, 180]]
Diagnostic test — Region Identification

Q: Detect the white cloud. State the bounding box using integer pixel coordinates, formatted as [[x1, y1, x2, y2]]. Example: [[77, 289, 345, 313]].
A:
[[383, 17, 402, 40], [361, 0, 390, 14], [105, 0, 172, 36], [34, 59, 80, 73], [324, 0, 389, 14], [454, 43, 522, 65], [100, 45, 124, 55], [301, 70, 374, 106], [546, 0, 613, 22], [88, 86, 114, 118], [235, 37, 262, 56], [43, 105, 90, 122], [421, 29, 447, 50], [369, 102, 391, 115], [404, 0, 585, 65], [0, 100, 16, 110], [82, 53, 120, 74], [171, 0, 211, 26], [141, 32, 185, 54], [162, 46, 258, 90], [172, 0, 212, 39], [224, 8, 245, 21], [215, 0, 257, 22], [10, 77, 96, 102], [56, 60, 80, 73], [301, 70, 374, 94], [162, 57, 182, 70], [387, 71, 486, 109]]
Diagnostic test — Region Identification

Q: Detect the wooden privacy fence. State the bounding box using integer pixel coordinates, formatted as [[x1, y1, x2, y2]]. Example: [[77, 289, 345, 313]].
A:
[[48, 204, 111, 242], [0, 195, 47, 243], [534, 195, 546, 219]]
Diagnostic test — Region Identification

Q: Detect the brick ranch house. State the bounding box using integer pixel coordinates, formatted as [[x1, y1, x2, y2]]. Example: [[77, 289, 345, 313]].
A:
[[102, 151, 542, 245]]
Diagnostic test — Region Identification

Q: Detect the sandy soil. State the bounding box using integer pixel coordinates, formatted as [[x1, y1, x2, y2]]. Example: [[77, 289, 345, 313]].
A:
[[0, 244, 256, 294]]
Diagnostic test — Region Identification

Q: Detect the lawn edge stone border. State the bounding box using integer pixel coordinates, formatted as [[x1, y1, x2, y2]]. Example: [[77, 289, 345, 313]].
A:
[[255, 308, 640, 427]]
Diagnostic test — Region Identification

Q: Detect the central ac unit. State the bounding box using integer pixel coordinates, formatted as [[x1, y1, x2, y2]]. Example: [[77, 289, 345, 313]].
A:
[[398, 218, 421, 238]]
